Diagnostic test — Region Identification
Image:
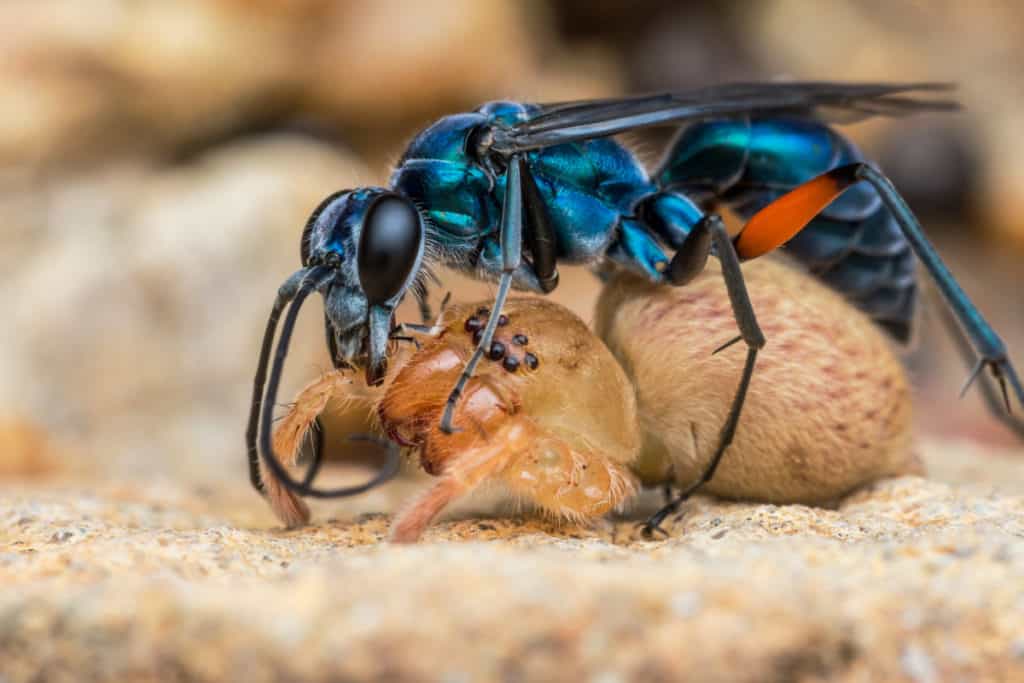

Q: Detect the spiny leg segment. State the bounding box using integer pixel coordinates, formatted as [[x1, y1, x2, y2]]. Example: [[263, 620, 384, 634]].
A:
[[937, 302, 1024, 436], [644, 161, 1024, 535]]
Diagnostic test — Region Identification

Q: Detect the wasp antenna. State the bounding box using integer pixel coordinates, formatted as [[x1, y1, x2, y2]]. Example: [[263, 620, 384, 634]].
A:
[[256, 267, 325, 491], [256, 267, 401, 499], [246, 267, 320, 493]]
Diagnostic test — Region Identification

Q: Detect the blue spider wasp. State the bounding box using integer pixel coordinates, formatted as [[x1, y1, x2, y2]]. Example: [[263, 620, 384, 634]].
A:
[[245, 82, 1023, 532]]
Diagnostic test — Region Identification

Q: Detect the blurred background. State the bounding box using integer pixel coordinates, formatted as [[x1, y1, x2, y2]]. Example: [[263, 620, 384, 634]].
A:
[[2, 0, 1023, 488]]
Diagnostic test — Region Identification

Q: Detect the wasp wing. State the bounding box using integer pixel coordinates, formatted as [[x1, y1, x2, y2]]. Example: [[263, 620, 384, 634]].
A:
[[491, 82, 959, 154]]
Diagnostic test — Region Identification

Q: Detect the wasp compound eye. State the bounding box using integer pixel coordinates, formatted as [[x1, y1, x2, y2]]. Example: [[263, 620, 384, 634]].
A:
[[358, 194, 423, 305]]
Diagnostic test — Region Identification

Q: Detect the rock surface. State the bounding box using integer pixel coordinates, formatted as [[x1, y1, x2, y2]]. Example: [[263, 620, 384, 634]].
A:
[[2, 441, 1023, 682]]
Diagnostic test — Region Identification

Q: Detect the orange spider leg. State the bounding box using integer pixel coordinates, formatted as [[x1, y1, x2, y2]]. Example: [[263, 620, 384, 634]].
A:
[[261, 371, 351, 528], [390, 417, 536, 543]]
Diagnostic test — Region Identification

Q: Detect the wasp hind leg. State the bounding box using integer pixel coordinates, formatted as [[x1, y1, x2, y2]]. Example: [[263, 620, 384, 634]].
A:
[[735, 162, 1024, 429], [854, 164, 1024, 421], [937, 301, 1024, 437]]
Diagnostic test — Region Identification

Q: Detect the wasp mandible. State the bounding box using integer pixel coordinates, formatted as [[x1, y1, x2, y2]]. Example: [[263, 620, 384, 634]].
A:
[[246, 82, 1023, 525]]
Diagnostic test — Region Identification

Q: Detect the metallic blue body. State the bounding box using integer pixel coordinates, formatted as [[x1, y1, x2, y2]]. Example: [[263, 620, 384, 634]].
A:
[[658, 118, 915, 341], [391, 101, 677, 272], [388, 102, 915, 339]]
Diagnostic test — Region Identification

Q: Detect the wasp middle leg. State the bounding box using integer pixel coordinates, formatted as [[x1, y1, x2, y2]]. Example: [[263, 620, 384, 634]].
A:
[[637, 212, 766, 536]]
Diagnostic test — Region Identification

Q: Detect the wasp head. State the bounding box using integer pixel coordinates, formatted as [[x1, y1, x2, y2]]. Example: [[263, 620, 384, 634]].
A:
[[301, 187, 426, 386], [246, 187, 420, 503]]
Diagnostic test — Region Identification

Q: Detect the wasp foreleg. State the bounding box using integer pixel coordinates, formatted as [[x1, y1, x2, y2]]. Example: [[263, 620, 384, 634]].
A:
[[440, 155, 528, 433], [392, 294, 452, 342]]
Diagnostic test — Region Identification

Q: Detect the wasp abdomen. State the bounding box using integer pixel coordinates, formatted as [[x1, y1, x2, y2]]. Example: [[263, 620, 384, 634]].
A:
[[658, 118, 917, 342]]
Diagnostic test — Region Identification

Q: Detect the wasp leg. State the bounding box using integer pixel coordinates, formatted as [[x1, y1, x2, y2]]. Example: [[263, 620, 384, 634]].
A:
[[440, 155, 530, 433], [388, 335, 421, 349], [643, 348, 758, 536], [853, 164, 1024, 416], [643, 215, 765, 537], [727, 161, 1022, 428], [477, 239, 547, 292], [936, 271, 1024, 437], [662, 482, 674, 505], [737, 163, 1024, 420], [392, 322, 443, 337], [391, 296, 452, 343], [520, 156, 560, 293], [416, 289, 433, 324]]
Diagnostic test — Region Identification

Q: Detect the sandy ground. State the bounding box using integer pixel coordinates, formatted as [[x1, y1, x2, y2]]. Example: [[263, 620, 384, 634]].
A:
[[2, 438, 1023, 682]]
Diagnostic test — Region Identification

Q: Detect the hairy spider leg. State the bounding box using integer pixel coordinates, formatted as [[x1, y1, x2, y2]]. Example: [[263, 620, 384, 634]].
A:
[[390, 412, 637, 543]]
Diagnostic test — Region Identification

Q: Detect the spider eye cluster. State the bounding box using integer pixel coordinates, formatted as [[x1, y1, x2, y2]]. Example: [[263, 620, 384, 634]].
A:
[[358, 194, 423, 305]]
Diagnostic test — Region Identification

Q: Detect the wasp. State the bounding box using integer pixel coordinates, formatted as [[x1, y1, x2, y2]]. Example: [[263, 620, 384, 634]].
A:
[[246, 82, 1023, 529]]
